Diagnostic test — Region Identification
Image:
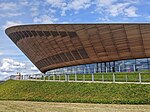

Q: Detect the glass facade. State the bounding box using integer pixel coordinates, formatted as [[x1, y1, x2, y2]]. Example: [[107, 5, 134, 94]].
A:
[[46, 58, 150, 75]]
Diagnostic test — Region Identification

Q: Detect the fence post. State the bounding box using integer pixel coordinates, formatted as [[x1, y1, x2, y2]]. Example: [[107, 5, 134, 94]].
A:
[[68, 75, 70, 81], [92, 73, 94, 81], [113, 73, 115, 83], [125, 74, 128, 82], [75, 73, 77, 81], [59, 75, 61, 81], [139, 72, 141, 83], [83, 74, 85, 81], [102, 73, 104, 82], [53, 75, 55, 81], [44, 75, 46, 81], [65, 74, 67, 81]]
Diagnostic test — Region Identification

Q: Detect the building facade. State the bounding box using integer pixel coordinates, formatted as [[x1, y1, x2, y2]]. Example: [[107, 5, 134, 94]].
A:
[[6, 24, 150, 74], [47, 58, 150, 75]]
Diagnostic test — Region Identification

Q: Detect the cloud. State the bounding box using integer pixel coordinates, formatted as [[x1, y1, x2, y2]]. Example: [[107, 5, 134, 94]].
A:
[[0, 2, 17, 10], [0, 58, 40, 80], [124, 6, 139, 17], [45, 0, 92, 16], [33, 15, 58, 23], [44, 0, 139, 18], [98, 16, 110, 22], [109, 3, 130, 16], [0, 58, 25, 73], [0, 1, 28, 18], [46, 0, 67, 8], [95, 0, 139, 18], [46, 0, 67, 16], [96, 0, 117, 6], [68, 0, 92, 11], [30, 6, 39, 17], [0, 12, 23, 18], [0, 52, 3, 55], [2, 21, 23, 30], [29, 1, 42, 17], [19, 0, 29, 6], [31, 66, 38, 71]]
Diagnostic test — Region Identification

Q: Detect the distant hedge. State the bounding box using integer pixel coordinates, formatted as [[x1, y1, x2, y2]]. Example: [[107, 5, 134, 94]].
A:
[[0, 80, 150, 104]]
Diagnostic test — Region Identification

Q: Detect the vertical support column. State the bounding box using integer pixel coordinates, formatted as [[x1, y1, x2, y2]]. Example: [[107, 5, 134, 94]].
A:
[[106, 67, 108, 73], [119, 65, 121, 72], [83, 66, 86, 81], [139, 72, 141, 83], [96, 62, 99, 73], [92, 73, 94, 82], [104, 62, 106, 72], [134, 59, 137, 72], [109, 62, 111, 72], [101, 63, 102, 73], [147, 58, 150, 70], [133, 64, 136, 72], [84, 65, 86, 74], [124, 60, 126, 72], [113, 61, 115, 72], [135, 59, 137, 71]]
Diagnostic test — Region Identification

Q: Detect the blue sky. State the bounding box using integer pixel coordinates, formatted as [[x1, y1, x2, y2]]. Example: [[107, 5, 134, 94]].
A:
[[0, 0, 150, 80]]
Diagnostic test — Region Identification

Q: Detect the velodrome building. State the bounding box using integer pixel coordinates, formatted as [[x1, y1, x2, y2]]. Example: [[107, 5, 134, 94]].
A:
[[5, 24, 150, 75]]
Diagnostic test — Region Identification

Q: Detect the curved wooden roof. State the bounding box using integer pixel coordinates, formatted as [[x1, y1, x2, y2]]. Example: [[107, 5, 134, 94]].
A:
[[5, 24, 150, 73]]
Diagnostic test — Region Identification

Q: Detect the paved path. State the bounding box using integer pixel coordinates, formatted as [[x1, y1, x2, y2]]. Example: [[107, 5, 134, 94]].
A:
[[25, 79, 150, 84], [0, 101, 150, 112]]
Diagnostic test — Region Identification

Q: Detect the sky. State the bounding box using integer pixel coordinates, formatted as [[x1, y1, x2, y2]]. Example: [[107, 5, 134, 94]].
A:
[[0, 0, 150, 80]]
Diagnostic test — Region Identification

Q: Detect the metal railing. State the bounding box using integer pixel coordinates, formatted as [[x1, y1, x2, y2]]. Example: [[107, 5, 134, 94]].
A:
[[42, 72, 150, 84], [9, 72, 150, 84]]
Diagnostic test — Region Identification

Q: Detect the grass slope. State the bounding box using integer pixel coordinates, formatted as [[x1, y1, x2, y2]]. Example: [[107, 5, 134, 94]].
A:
[[0, 80, 150, 104]]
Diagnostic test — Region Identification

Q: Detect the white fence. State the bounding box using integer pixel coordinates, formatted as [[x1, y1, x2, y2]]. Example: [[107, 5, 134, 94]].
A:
[[8, 72, 150, 84]]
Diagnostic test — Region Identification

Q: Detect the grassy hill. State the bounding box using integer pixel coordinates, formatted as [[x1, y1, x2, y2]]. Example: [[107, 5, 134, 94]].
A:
[[0, 80, 150, 104]]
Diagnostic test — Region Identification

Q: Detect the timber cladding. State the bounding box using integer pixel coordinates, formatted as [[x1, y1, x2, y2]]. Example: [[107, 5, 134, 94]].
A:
[[5, 24, 150, 73]]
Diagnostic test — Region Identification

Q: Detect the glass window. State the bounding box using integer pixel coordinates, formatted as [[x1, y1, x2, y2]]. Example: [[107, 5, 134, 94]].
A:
[[136, 58, 148, 71]]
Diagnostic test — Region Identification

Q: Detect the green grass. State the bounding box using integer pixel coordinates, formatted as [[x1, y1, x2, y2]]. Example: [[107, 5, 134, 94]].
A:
[[43, 72, 150, 82], [0, 80, 150, 104]]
